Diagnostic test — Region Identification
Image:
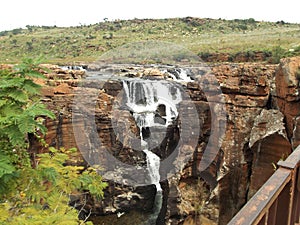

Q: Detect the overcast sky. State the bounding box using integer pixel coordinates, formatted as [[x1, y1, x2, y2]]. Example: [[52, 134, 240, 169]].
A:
[[1, 0, 300, 31]]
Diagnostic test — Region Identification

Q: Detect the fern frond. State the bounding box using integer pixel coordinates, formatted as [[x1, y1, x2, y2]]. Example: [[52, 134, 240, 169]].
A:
[[25, 103, 55, 119], [5, 124, 25, 146], [8, 89, 28, 103], [0, 77, 25, 89], [23, 80, 41, 95], [17, 114, 37, 134], [0, 99, 7, 108], [0, 152, 16, 178], [40, 167, 59, 185]]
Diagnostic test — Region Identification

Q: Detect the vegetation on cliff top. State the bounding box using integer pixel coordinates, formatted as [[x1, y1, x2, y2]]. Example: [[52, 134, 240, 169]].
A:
[[0, 17, 300, 64]]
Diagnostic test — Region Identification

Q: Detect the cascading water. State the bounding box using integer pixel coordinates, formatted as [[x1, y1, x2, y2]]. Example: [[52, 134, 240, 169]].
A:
[[144, 149, 162, 191], [163, 68, 194, 82], [122, 79, 182, 224], [122, 80, 182, 127], [176, 68, 193, 82]]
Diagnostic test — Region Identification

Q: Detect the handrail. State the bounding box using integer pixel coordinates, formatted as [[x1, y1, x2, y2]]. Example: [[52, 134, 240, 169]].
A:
[[228, 145, 300, 225]]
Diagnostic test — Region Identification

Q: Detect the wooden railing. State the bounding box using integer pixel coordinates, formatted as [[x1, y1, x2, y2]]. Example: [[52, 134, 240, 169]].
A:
[[228, 145, 300, 225]]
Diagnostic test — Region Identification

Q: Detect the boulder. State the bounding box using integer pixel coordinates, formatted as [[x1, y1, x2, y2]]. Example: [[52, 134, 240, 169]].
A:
[[142, 68, 166, 79]]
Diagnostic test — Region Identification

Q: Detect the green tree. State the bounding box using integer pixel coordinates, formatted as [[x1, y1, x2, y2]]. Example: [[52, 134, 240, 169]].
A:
[[0, 58, 107, 224], [0, 58, 53, 165]]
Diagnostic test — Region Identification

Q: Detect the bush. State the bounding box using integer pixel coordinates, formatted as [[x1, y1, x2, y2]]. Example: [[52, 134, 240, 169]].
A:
[[270, 46, 287, 63], [0, 30, 9, 37], [0, 147, 107, 225], [11, 28, 23, 35], [0, 59, 107, 224]]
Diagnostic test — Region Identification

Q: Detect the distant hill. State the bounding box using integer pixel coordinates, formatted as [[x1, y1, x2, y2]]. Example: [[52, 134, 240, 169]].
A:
[[0, 17, 300, 64]]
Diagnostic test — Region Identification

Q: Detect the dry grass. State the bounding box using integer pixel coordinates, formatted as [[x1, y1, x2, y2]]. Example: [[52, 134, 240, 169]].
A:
[[0, 18, 299, 64]]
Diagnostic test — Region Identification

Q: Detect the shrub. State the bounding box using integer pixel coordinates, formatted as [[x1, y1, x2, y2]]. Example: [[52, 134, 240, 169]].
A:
[[0, 58, 54, 151], [270, 46, 287, 64], [0, 58, 107, 224], [11, 28, 23, 35]]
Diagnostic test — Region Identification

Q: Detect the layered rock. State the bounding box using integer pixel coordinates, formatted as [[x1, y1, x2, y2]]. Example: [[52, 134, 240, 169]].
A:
[[31, 58, 300, 225], [274, 57, 300, 141], [199, 63, 275, 224], [247, 109, 291, 199]]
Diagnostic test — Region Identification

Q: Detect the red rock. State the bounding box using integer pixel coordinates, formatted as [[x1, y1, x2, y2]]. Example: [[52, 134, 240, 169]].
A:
[[54, 83, 71, 94], [41, 86, 54, 97], [275, 56, 300, 136], [247, 109, 291, 198], [25, 60, 300, 224]]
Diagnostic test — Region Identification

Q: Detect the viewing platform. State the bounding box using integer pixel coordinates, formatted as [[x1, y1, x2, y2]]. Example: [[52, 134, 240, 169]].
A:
[[228, 145, 300, 225]]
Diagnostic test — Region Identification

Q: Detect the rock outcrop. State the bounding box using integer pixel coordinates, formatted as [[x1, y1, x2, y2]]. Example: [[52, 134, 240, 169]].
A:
[[29, 57, 300, 225], [274, 57, 300, 140], [247, 109, 291, 199]]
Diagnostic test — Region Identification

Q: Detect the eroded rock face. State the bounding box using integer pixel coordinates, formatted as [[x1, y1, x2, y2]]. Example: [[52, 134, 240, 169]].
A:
[[275, 57, 300, 138], [208, 63, 277, 224], [36, 68, 157, 218], [247, 109, 291, 198], [32, 58, 300, 225]]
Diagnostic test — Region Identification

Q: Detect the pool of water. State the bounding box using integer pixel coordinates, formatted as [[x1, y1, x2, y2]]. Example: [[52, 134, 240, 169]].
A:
[[88, 210, 152, 225]]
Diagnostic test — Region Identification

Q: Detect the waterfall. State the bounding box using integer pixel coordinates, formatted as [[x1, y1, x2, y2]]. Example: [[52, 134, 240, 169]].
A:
[[122, 79, 182, 224], [177, 68, 193, 82], [163, 68, 193, 82], [122, 80, 182, 128], [144, 149, 162, 192]]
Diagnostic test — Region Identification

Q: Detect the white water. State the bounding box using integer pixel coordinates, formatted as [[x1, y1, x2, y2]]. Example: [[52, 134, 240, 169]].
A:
[[163, 68, 193, 82], [60, 65, 86, 71], [143, 149, 162, 191], [122, 79, 183, 223], [177, 69, 193, 82], [122, 80, 182, 127], [123, 80, 182, 189], [123, 80, 182, 191]]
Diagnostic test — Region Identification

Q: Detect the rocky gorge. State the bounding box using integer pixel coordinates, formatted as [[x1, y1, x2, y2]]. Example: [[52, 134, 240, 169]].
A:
[[27, 56, 300, 225]]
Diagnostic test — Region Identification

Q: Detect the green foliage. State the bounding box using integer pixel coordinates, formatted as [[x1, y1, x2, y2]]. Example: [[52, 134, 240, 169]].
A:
[[270, 45, 287, 63], [0, 59, 107, 224], [0, 152, 15, 178], [11, 28, 23, 35], [0, 30, 9, 37], [0, 148, 107, 225], [0, 18, 300, 64], [269, 45, 300, 64], [0, 58, 54, 149]]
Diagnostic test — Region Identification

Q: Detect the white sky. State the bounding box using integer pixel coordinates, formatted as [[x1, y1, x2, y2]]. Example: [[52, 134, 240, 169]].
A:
[[1, 0, 300, 31]]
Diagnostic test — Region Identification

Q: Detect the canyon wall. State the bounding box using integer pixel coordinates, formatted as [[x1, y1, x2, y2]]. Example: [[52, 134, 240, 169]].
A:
[[31, 57, 300, 224]]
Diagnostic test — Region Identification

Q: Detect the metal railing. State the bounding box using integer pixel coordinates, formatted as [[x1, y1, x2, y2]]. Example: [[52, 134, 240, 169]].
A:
[[228, 145, 300, 225]]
